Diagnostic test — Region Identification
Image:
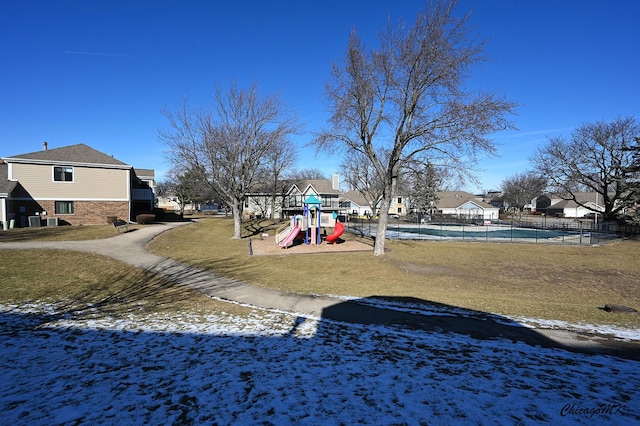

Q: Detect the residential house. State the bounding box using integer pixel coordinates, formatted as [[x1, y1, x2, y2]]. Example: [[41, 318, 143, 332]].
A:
[[134, 168, 156, 195], [533, 193, 603, 218], [339, 190, 373, 218], [434, 191, 500, 221], [1, 143, 154, 226], [243, 179, 293, 219], [156, 196, 199, 213], [280, 175, 341, 226], [388, 195, 409, 217]]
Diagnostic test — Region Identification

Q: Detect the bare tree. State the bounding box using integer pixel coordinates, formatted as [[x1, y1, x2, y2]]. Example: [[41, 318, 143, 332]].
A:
[[159, 83, 300, 238], [257, 139, 298, 219], [531, 117, 639, 221], [500, 172, 547, 215], [159, 165, 209, 217], [622, 137, 640, 223], [314, 0, 516, 255], [340, 149, 385, 217], [289, 168, 327, 180]]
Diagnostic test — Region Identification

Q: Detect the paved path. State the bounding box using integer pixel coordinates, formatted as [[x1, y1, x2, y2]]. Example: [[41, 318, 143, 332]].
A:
[[2, 222, 639, 360]]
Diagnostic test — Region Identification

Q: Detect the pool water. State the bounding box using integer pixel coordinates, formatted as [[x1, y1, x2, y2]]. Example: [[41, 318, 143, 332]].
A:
[[392, 226, 571, 239]]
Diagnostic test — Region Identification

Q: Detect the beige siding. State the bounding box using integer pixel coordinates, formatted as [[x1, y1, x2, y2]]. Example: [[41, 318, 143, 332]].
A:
[[11, 163, 129, 200]]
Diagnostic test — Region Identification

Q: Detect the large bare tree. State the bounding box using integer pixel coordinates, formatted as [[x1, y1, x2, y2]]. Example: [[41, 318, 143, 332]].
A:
[[531, 117, 639, 221], [500, 172, 547, 215], [314, 0, 516, 255], [623, 137, 640, 223], [159, 83, 299, 238]]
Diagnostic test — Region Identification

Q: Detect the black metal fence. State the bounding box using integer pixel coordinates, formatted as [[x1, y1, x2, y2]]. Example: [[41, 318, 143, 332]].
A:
[[343, 216, 638, 245]]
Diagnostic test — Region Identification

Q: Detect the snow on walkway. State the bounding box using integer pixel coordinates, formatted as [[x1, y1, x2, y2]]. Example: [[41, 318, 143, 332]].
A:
[[1, 303, 638, 425]]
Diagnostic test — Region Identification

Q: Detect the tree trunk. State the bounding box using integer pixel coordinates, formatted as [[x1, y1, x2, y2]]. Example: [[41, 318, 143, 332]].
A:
[[270, 194, 276, 220], [374, 196, 391, 256], [231, 198, 243, 239]]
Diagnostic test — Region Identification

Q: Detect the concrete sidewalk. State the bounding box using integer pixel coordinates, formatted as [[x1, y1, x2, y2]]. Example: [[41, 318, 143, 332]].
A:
[[2, 222, 639, 360], [0, 222, 353, 317]]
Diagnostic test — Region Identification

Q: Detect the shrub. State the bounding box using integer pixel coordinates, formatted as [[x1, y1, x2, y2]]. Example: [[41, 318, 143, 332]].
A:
[[152, 208, 166, 221], [136, 214, 156, 225]]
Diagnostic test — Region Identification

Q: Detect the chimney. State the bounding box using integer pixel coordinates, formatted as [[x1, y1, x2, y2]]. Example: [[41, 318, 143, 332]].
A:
[[43, 141, 48, 151], [331, 173, 340, 191]]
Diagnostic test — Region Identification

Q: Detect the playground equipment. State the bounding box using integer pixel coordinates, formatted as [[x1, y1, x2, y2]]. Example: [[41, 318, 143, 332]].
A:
[[277, 214, 303, 248], [275, 194, 343, 248], [325, 220, 344, 243], [303, 194, 322, 245]]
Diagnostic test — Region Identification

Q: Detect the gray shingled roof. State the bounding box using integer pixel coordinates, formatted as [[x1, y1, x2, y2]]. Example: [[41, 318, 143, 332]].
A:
[[0, 163, 18, 195], [291, 179, 341, 195], [134, 168, 155, 177], [435, 191, 495, 209], [4, 143, 129, 167], [340, 190, 370, 206]]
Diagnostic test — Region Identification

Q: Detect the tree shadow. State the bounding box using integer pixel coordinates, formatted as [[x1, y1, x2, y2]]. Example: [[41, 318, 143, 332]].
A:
[[3, 264, 640, 424], [320, 296, 640, 361], [243, 219, 282, 238]]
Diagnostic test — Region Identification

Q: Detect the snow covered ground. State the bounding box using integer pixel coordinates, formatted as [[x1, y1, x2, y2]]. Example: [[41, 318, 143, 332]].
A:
[[1, 302, 638, 425]]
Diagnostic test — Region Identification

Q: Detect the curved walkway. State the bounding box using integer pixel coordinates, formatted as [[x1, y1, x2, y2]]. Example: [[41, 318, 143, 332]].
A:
[[1, 222, 639, 360]]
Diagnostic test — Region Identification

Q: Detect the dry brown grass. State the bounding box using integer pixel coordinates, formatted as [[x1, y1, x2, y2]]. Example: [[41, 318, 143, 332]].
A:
[[0, 249, 258, 318], [148, 217, 640, 328], [0, 224, 140, 242]]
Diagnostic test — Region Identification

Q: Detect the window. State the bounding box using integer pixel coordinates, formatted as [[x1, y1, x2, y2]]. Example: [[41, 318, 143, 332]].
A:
[[53, 166, 73, 182], [397, 197, 403, 203], [55, 201, 74, 214], [397, 207, 403, 214], [288, 195, 301, 207]]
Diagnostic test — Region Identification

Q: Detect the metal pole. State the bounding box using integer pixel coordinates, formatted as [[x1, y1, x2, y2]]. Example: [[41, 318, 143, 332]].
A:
[[511, 220, 513, 242]]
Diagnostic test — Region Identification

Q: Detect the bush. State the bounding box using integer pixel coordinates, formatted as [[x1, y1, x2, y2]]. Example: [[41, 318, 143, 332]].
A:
[[152, 208, 166, 221], [136, 214, 156, 225]]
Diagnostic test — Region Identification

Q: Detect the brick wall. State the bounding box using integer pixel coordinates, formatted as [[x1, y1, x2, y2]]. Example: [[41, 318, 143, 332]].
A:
[[38, 200, 129, 226]]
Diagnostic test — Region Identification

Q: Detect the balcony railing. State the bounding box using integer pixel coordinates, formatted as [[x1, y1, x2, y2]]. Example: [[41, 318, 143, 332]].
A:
[[283, 199, 341, 210], [132, 188, 154, 201]]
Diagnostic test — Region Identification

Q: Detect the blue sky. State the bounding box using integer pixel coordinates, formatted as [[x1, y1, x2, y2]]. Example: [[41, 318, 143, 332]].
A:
[[1, 0, 638, 193]]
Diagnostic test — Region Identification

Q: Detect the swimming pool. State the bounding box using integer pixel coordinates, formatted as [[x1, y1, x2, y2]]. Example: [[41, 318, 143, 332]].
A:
[[346, 222, 594, 243], [391, 225, 569, 240]]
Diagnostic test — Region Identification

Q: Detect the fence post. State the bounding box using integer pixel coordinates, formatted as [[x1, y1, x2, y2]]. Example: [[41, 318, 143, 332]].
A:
[[511, 220, 513, 242]]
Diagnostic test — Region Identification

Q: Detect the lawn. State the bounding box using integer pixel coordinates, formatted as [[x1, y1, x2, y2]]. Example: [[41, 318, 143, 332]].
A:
[[1, 217, 638, 328], [0, 224, 134, 242], [147, 217, 640, 329], [1, 217, 639, 424], [0, 248, 257, 319]]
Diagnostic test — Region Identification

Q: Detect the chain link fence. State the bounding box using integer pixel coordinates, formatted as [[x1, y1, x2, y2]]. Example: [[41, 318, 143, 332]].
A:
[[343, 216, 638, 245]]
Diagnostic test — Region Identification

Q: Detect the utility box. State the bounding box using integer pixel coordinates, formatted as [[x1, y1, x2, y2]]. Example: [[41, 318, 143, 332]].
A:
[[28, 216, 41, 227]]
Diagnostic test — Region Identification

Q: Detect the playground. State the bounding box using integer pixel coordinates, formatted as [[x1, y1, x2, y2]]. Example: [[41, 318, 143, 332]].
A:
[[251, 193, 372, 256]]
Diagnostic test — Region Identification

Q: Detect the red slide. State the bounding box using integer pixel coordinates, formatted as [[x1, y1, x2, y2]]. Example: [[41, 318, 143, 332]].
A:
[[325, 221, 345, 244]]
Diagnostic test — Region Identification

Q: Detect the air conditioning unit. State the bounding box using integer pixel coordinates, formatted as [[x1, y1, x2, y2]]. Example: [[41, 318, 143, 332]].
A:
[[28, 216, 41, 227], [47, 217, 59, 226]]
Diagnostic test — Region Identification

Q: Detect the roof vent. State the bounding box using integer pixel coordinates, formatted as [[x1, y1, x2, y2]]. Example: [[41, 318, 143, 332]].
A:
[[43, 141, 48, 151]]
